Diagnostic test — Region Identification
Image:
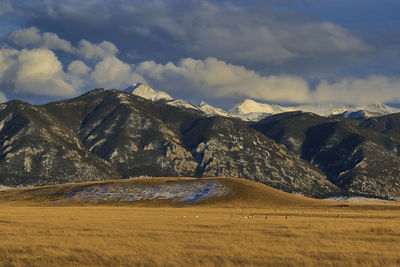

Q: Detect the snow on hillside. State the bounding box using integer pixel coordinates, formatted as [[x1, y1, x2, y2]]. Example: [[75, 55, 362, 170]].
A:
[[65, 180, 228, 204], [198, 101, 231, 117], [167, 99, 200, 111], [0, 185, 13, 191], [125, 83, 173, 101], [325, 196, 400, 204]]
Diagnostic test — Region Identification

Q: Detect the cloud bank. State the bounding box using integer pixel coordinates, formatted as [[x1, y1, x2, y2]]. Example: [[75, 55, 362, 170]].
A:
[[0, 27, 145, 97], [4, 0, 371, 69], [0, 26, 398, 106], [136, 58, 309, 103], [136, 57, 400, 105], [9, 26, 74, 52], [0, 47, 75, 96]]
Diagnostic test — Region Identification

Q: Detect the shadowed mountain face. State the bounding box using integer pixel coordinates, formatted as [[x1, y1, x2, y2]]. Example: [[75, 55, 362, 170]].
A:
[[181, 116, 337, 197], [44, 89, 203, 178], [251, 112, 400, 200], [0, 89, 340, 198]]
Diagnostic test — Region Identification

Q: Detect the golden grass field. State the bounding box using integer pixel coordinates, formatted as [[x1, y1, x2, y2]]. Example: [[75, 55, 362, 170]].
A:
[[0, 178, 400, 266]]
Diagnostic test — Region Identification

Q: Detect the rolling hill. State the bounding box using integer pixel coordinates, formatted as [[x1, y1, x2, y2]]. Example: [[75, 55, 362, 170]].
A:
[[0, 177, 334, 207]]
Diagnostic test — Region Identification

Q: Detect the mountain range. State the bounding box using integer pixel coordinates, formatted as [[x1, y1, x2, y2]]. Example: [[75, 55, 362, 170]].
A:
[[0, 83, 399, 200], [127, 83, 400, 121]]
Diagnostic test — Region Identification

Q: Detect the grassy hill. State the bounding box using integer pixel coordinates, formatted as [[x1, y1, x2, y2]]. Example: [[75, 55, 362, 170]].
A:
[[0, 177, 333, 207]]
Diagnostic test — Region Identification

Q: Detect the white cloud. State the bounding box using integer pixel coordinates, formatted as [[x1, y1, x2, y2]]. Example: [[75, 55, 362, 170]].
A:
[[9, 27, 41, 46], [1, 26, 398, 105], [314, 76, 400, 104], [0, 92, 7, 103], [122, 1, 370, 64], [136, 57, 400, 105], [0, 48, 76, 96], [136, 57, 309, 103], [91, 56, 145, 89], [67, 60, 91, 76], [14, 49, 76, 96], [9, 26, 73, 52], [0, 42, 141, 97], [8, 27, 119, 61], [0, 48, 19, 81], [77, 40, 118, 60]]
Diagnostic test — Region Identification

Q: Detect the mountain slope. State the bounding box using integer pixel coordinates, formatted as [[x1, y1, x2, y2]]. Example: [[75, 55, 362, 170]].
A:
[[0, 100, 120, 186], [182, 116, 339, 197], [42, 89, 339, 197], [250, 112, 400, 200], [2, 88, 399, 199], [198, 101, 231, 117], [44, 89, 202, 178]]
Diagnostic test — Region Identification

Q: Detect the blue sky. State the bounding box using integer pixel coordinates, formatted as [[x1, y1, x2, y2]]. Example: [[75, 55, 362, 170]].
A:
[[0, 0, 399, 108]]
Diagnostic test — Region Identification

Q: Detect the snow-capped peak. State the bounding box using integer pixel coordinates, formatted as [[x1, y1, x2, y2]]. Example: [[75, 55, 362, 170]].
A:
[[125, 83, 173, 101], [229, 98, 400, 121], [230, 99, 290, 115], [198, 101, 208, 107]]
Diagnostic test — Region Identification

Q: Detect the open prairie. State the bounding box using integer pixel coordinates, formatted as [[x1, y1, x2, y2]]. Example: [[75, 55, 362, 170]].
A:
[[0, 178, 400, 266]]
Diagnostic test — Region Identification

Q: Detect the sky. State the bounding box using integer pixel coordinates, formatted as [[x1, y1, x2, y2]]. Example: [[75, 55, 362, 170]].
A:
[[0, 0, 399, 108]]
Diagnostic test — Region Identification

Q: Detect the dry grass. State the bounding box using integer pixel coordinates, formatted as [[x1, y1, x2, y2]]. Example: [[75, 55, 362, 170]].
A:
[[0, 178, 400, 266]]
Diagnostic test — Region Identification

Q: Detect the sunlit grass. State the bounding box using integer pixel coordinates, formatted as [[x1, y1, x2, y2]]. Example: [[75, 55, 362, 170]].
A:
[[0, 178, 399, 266], [0, 204, 400, 266]]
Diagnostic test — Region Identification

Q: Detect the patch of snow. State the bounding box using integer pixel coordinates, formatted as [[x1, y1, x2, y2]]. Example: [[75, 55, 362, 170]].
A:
[[24, 157, 32, 173], [324, 196, 399, 204], [67, 180, 228, 204], [110, 149, 118, 160], [198, 101, 231, 117], [116, 93, 132, 104], [144, 143, 156, 151], [0, 120, 5, 132], [86, 135, 96, 141], [0, 185, 13, 191], [232, 112, 270, 122], [89, 139, 106, 152], [325, 196, 349, 202], [167, 99, 200, 111]]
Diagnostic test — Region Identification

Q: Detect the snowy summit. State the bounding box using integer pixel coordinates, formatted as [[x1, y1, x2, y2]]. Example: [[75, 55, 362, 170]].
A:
[[125, 83, 173, 101]]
